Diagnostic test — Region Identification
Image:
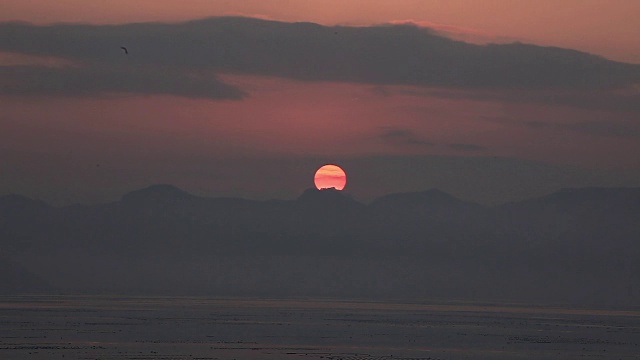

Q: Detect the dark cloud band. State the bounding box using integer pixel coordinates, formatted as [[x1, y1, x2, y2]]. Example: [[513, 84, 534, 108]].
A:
[[1, 17, 639, 99]]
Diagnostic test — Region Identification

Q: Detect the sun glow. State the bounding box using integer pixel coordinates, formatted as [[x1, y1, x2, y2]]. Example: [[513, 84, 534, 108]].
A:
[[314, 164, 347, 190]]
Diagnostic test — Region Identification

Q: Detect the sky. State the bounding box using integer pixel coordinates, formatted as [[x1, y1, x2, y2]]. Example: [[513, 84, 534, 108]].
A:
[[1, 0, 640, 205]]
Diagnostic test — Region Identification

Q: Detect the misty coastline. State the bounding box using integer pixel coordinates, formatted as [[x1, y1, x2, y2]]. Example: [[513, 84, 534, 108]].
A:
[[1, 184, 638, 309]]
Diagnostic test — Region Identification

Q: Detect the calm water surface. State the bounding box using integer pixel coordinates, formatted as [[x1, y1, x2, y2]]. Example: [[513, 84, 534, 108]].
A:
[[0, 296, 638, 359]]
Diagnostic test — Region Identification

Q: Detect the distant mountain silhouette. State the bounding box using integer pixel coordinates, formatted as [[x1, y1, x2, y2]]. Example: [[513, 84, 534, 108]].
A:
[[371, 188, 465, 207], [121, 184, 197, 203], [0, 185, 638, 306], [0, 194, 49, 218], [496, 187, 640, 247], [370, 188, 483, 222], [505, 187, 640, 209], [297, 187, 359, 205], [296, 188, 363, 217]]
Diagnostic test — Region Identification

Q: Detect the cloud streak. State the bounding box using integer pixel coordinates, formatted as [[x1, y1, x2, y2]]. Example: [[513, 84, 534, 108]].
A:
[[378, 127, 485, 151], [372, 85, 640, 113], [447, 143, 485, 151], [0, 64, 245, 98], [481, 116, 640, 139], [379, 127, 434, 147]]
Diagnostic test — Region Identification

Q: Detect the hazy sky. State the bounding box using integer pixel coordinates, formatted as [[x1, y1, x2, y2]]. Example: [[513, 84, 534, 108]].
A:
[[1, 0, 639, 205]]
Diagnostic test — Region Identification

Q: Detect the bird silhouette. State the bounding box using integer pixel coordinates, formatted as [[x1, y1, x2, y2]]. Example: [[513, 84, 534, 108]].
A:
[[120, 46, 128, 55]]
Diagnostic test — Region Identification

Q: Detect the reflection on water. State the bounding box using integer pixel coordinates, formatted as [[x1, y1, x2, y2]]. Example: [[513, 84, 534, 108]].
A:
[[0, 296, 638, 359]]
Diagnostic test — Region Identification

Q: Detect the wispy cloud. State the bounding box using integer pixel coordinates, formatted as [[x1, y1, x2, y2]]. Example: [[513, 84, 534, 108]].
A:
[[447, 143, 485, 151], [379, 127, 434, 147], [480, 116, 640, 138], [378, 127, 485, 151], [371, 86, 640, 113]]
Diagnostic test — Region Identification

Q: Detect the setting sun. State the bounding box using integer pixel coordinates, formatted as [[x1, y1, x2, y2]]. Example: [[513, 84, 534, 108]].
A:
[[314, 164, 347, 190]]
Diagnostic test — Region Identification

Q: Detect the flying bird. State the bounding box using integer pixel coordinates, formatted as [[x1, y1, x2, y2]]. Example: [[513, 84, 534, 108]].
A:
[[120, 46, 128, 55]]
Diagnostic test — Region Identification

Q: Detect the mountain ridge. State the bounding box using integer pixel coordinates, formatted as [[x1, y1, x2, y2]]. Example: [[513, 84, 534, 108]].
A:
[[12, 184, 640, 209], [1, 184, 638, 306]]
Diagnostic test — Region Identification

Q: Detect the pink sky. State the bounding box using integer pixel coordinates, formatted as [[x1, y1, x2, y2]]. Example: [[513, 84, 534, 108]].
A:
[[1, 1, 639, 204], [2, 74, 637, 168]]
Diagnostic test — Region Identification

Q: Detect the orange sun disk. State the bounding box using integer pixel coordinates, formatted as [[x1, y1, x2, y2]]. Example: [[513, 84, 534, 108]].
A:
[[314, 164, 347, 190]]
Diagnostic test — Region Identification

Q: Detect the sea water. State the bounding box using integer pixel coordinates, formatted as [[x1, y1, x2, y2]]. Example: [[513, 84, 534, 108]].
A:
[[0, 296, 638, 359]]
